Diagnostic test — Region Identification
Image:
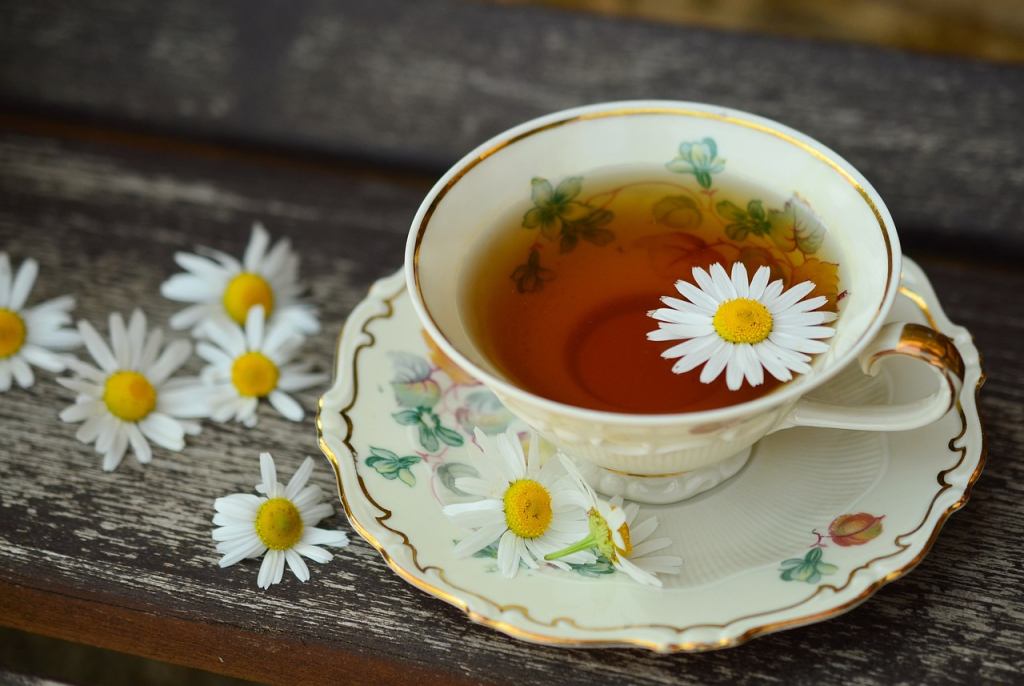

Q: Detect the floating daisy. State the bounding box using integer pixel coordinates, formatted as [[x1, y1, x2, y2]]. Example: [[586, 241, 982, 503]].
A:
[[213, 452, 349, 589], [0, 252, 82, 391], [648, 262, 838, 391], [58, 310, 208, 471], [160, 222, 320, 336], [546, 456, 682, 587], [443, 428, 594, 578], [197, 304, 326, 427]]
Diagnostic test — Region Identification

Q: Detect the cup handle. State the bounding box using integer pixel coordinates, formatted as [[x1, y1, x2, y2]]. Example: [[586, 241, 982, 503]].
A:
[[775, 322, 965, 432]]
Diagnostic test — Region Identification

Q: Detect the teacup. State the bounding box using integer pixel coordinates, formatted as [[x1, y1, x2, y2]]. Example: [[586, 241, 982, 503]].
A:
[[405, 101, 964, 504]]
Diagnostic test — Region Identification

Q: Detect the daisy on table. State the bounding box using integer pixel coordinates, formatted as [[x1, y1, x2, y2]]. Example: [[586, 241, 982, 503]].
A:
[[0, 252, 81, 391], [443, 427, 595, 579], [196, 304, 326, 427], [648, 262, 838, 391], [160, 222, 320, 337], [58, 309, 209, 471], [546, 456, 682, 587], [213, 452, 349, 589]]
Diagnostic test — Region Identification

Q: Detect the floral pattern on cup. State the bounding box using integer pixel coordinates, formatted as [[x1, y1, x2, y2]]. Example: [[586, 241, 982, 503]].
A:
[[513, 176, 616, 293], [665, 137, 725, 189]]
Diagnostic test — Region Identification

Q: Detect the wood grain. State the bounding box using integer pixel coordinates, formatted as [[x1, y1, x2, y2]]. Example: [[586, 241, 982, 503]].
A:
[[1, 0, 1023, 254], [0, 125, 1021, 685]]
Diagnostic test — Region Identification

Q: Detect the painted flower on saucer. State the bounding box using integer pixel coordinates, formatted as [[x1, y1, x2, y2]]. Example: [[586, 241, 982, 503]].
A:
[[0, 252, 82, 391], [160, 222, 320, 336], [443, 428, 595, 578], [547, 456, 682, 587], [58, 309, 208, 471], [648, 262, 837, 390], [213, 452, 349, 589], [196, 304, 326, 427]]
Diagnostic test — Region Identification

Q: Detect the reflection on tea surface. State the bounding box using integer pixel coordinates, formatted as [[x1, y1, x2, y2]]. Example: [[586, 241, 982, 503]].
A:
[[460, 166, 841, 414]]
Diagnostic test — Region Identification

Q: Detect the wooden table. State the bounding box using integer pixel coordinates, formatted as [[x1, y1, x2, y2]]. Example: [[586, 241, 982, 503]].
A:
[[1, 2, 1022, 684]]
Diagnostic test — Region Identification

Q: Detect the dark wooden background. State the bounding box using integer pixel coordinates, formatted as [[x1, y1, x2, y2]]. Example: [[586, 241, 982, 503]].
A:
[[1, 1, 1022, 684]]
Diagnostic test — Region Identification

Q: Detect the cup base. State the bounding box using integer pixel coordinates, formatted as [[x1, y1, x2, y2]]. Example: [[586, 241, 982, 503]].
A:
[[568, 447, 752, 505]]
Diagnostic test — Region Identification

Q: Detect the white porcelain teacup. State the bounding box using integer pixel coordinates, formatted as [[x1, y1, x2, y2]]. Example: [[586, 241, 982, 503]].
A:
[[405, 101, 964, 504]]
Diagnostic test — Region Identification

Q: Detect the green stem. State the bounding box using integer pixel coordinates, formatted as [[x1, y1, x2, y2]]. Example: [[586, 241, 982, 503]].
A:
[[544, 533, 597, 561]]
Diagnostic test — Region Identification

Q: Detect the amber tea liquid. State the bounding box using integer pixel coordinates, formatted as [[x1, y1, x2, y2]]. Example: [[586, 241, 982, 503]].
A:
[[459, 168, 842, 414]]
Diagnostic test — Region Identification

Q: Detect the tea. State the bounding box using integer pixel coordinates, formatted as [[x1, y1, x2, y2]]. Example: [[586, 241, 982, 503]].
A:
[[459, 167, 842, 414]]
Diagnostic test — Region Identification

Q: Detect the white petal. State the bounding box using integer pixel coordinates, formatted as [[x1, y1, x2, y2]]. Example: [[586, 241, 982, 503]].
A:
[[215, 493, 262, 520], [747, 266, 771, 301], [125, 423, 152, 464], [260, 452, 280, 498], [218, 537, 265, 568], [79, 319, 118, 373], [674, 277, 721, 311], [284, 548, 310, 582], [168, 304, 210, 331], [699, 342, 733, 384], [693, 266, 727, 303], [102, 428, 130, 471], [497, 529, 521, 578], [671, 337, 725, 375], [75, 415, 105, 444], [293, 542, 333, 564], [10, 356, 34, 388], [285, 456, 315, 499], [9, 258, 38, 311], [19, 345, 66, 373], [276, 368, 327, 393], [145, 339, 192, 386], [137, 413, 186, 451], [174, 251, 231, 281], [108, 312, 131, 369], [60, 399, 105, 423], [243, 222, 271, 272], [0, 362, 10, 392], [769, 332, 832, 354], [0, 253, 10, 306], [258, 550, 282, 588], [709, 262, 737, 300], [301, 527, 349, 548], [245, 305, 265, 350], [614, 556, 663, 586], [767, 280, 816, 313], [451, 521, 507, 558], [268, 390, 304, 422]]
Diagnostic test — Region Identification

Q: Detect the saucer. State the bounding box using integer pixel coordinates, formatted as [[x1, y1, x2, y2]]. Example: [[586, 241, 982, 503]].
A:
[[317, 257, 984, 652]]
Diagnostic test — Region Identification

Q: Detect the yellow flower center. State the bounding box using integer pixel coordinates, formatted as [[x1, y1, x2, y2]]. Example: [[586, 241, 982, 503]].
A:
[[0, 309, 27, 358], [223, 272, 274, 325], [589, 509, 632, 562], [503, 479, 553, 539], [231, 351, 279, 397], [255, 497, 304, 550], [103, 371, 157, 422], [713, 298, 773, 344]]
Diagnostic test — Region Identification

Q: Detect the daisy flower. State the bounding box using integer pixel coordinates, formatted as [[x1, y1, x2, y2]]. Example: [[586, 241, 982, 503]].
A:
[[57, 310, 208, 471], [443, 427, 595, 578], [213, 452, 349, 589], [546, 456, 682, 587], [0, 252, 82, 391], [648, 262, 838, 391], [160, 222, 320, 336], [197, 304, 326, 427]]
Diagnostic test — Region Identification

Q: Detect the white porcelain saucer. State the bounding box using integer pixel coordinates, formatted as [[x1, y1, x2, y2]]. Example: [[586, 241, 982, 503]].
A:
[[317, 258, 984, 652]]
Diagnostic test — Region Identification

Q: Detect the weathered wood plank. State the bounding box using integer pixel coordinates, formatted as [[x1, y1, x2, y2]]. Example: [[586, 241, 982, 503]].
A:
[[0, 0, 1022, 254], [0, 129, 1021, 685]]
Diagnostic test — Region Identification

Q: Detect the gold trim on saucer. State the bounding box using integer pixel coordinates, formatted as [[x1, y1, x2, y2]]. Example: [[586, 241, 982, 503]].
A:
[[317, 276, 985, 652]]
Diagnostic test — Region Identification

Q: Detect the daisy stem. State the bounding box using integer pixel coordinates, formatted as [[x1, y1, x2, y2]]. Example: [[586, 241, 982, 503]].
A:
[[544, 533, 597, 561]]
